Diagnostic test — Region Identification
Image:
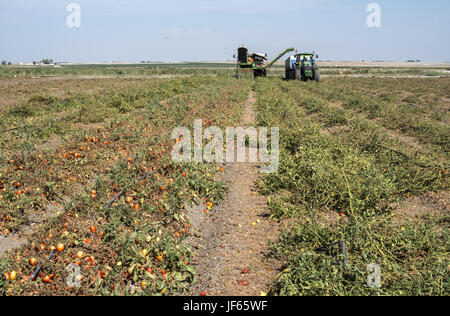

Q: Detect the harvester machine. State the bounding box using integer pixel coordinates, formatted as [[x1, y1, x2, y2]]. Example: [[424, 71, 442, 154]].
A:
[[234, 46, 294, 78]]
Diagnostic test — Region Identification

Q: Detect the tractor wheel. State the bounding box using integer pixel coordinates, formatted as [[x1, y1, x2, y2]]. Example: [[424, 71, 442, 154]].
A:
[[288, 69, 294, 80], [313, 67, 321, 82], [295, 69, 301, 81]]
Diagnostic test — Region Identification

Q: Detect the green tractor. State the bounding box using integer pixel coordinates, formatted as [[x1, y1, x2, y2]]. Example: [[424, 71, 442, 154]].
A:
[[285, 52, 320, 82], [235, 46, 294, 78]]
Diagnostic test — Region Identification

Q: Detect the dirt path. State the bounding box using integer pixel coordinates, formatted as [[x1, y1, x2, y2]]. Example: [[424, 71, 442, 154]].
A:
[[185, 90, 283, 296], [29, 74, 192, 80], [0, 201, 64, 257], [320, 74, 448, 79]]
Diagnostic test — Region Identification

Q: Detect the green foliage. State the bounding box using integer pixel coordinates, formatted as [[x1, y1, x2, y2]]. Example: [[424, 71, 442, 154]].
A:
[[255, 78, 449, 296], [273, 217, 449, 296]]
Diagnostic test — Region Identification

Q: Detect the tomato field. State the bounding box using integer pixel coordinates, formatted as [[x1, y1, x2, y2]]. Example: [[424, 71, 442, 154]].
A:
[[255, 77, 449, 295], [0, 65, 448, 296], [0, 72, 252, 295]]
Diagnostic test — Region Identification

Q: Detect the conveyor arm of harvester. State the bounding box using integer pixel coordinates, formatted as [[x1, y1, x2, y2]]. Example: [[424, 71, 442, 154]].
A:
[[266, 48, 295, 71]]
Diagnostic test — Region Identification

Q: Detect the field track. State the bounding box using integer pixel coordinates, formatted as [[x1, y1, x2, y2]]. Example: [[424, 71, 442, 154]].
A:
[[186, 91, 282, 296], [30, 75, 192, 80]]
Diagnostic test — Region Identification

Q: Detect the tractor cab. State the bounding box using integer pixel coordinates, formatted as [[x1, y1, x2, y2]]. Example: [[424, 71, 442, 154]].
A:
[[296, 53, 316, 65]]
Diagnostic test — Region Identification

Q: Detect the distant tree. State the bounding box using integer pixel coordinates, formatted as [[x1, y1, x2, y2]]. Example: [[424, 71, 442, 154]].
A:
[[41, 59, 53, 65], [8, 62, 11, 65], [1, 61, 6, 65]]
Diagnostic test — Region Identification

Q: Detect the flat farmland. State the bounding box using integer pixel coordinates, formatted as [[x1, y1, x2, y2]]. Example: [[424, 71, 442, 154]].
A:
[[255, 77, 449, 295], [0, 65, 448, 296]]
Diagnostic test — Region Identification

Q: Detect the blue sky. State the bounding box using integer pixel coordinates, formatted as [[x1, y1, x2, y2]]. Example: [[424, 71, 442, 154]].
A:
[[0, 0, 449, 63]]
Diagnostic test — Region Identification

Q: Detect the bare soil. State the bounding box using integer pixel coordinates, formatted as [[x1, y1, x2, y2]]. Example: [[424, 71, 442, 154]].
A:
[[393, 191, 449, 224], [383, 128, 423, 151], [320, 74, 447, 79], [0, 199, 66, 258], [30, 75, 190, 80], [317, 61, 450, 68], [0, 235, 27, 258], [185, 91, 283, 296]]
